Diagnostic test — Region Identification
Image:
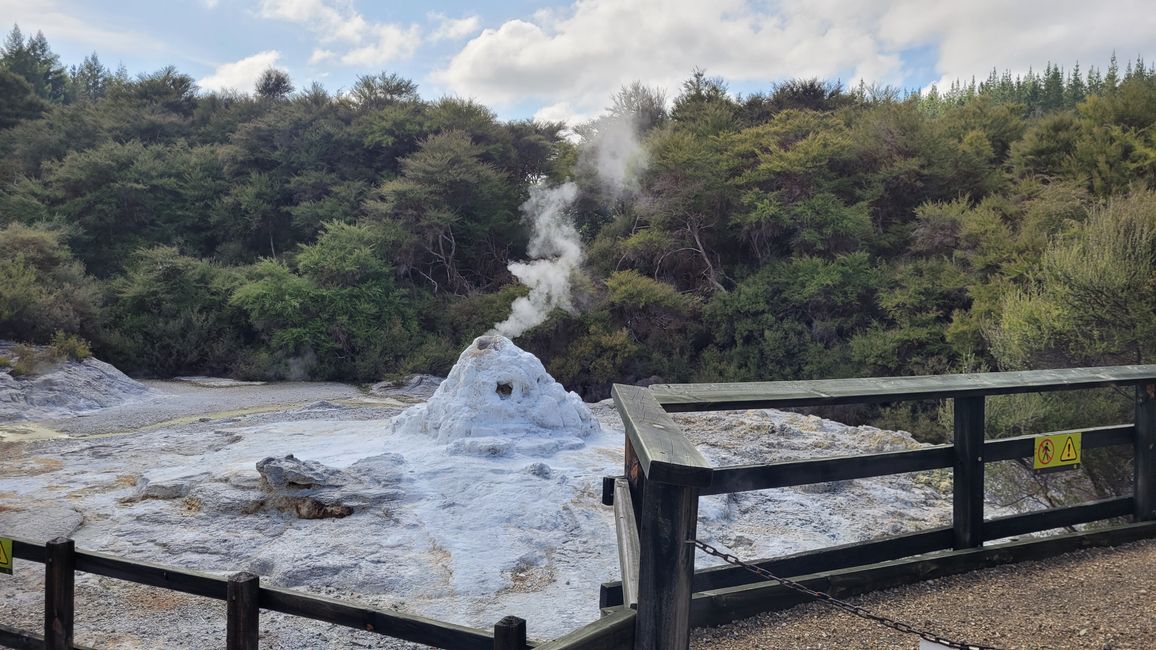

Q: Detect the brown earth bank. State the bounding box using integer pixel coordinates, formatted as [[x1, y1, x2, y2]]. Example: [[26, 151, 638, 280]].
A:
[[694, 538, 1156, 650]]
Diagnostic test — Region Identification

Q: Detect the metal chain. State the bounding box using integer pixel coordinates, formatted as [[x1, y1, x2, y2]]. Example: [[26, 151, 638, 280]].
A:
[[689, 539, 1004, 650]]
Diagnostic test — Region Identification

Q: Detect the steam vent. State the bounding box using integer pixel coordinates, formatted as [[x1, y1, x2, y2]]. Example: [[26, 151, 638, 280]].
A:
[[392, 335, 600, 445]]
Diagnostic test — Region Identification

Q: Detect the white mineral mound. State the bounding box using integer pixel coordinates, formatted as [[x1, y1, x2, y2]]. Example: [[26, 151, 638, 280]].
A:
[[393, 335, 600, 445]]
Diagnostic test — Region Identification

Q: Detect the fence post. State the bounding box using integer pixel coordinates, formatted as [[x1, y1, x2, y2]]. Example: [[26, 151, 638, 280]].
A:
[[44, 537, 75, 650], [635, 481, 699, 650], [1136, 383, 1156, 521], [493, 615, 527, 650], [953, 396, 985, 549], [227, 572, 260, 650]]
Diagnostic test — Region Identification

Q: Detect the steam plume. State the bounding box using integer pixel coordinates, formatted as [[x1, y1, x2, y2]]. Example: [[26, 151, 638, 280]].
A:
[[491, 112, 648, 338], [491, 181, 581, 338]]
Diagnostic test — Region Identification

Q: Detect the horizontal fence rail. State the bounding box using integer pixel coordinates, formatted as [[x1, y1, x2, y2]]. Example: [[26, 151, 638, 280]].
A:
[[703, 423, 1136, 495], [649, 365, 1156, 411]]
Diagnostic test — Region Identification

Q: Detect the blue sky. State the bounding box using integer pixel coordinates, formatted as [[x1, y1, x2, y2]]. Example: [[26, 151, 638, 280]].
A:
[[4, 0, 1155, 124]]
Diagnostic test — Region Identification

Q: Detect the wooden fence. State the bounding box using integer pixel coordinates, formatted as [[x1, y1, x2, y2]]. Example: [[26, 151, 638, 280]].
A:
[[4, 365, 1155, 650], [600, 364, 1156, 649]]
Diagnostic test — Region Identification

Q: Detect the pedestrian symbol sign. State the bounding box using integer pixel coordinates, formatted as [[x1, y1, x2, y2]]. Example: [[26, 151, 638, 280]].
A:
[[1034, 431, 1082, 472], [0, 537, 11, 575]]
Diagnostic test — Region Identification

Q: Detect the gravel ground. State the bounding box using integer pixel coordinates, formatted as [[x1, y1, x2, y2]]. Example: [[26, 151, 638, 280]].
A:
[[694, 538, 1156, 650]]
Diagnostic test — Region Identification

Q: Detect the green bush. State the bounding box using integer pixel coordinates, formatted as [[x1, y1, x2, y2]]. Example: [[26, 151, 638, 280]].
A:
[[49, 330, 92, 360], [7, 343, 62, 377]]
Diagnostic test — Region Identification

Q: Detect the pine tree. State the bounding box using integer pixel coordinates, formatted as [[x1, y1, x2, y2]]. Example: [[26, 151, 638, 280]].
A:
[[70, 52, 108, 102], [1066, 62, 1086, 105], [0, 25, 68, 102], [1104, 53, 1119, 91]]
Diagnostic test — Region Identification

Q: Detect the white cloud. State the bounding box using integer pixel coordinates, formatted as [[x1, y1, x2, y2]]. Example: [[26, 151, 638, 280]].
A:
[[340, 24, 422, 66], [0, 0, 165, 52], [874, 0, 1156, 89], [433, 0, 899, 116], [257, 0, 420, 66], [432, 0, 1156, 118], [202, 0, 219, 8], [197, 50, 282, 92], [428, 13, 481, 42], [309, 48, 335, 64]]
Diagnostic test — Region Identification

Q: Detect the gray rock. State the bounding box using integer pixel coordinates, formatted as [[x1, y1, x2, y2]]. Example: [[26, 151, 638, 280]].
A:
[[369, 374, 444, 401], [0, 505, 84, 542], [0, 343, 153, 422], [133, 477, 200, 500], [251, 453, 405, 520], [525, 462, 553, 479], [257, 455, 349, 489]]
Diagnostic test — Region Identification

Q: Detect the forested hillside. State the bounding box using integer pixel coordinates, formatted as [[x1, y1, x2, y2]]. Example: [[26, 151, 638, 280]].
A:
[[2, 26, 1155, 446]]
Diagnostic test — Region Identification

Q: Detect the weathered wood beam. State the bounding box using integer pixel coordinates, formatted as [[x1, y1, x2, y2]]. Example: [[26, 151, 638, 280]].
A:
[[612, 479, 640, 609], [953, 396, 984, 549], [983, 496, 1133, 541], [226, 572, 260, 650], [703, 446, 953, 495], [44, 537, 75, 650], [650, 365, 1156, 411], [984, 424, 1133, 462], [1136, 382, 1156, 521], [532, 608, 634, 650], [635, 482, 698, 650], [611, 384, 712, 487], [259, 585, 495, 649]]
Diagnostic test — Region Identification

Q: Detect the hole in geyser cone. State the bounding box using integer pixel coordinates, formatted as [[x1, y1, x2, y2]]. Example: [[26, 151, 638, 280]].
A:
[[496, 382, 513, 399]]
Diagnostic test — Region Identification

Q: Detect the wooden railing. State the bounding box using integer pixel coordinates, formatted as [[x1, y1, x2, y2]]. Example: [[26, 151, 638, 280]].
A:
[[3, 535, 522, 650], [603, 365, 1156, 650]]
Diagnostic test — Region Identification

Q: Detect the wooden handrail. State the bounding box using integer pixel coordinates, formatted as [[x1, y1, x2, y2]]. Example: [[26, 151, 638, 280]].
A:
[[649, 365, 1156, 411]]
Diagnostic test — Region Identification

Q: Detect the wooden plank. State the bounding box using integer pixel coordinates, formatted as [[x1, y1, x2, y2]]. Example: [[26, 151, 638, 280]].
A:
[[703, 446, 953, 495], [612, 479, 640, 609], [259, 585, 494, 650], [75, 549, 229, 600], [601, 476, 617, 507], [983, 497, 1134, 541], [634, 481, 699, 650], [689, 521, 1156, 628], [227, 572, 260, 650], [649, 365, 1156, 412], [601, 527, 953, 607], [953, 397, 984, 549], [493, 616, 528, 650], [1136, 383, 1156, 520], [0, 623, 96, 650], [690, 526, 954, 593], [612, 384, 712, 487], [44, 537, 75, 650], [9, 537, 46, 563], [985, 424, 1133, 462], [532, 608, 634, 650]]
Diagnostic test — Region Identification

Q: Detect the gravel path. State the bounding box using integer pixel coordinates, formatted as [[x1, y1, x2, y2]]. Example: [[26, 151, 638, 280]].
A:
[[694, 538, 1156, 650]]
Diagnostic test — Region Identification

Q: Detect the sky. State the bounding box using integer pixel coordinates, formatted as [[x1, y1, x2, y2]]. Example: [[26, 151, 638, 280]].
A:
[[3, 0, 1156, 124]]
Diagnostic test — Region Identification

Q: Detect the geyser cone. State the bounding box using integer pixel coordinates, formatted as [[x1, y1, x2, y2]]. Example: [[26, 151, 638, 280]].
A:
[[393, 335, 600, 445]]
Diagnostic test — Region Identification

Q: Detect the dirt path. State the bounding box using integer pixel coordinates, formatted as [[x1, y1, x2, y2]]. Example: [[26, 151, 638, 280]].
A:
[[694, 538, 1156, 649]]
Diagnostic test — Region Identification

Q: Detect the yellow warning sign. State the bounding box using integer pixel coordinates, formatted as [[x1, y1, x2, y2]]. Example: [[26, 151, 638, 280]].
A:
[[0, 537, 11, 575], [1034, 431, 1082, 471]]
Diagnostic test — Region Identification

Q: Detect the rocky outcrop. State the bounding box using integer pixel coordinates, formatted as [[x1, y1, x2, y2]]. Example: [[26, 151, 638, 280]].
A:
[[250, 454, 404, 519], [0, 343, 153, 421]]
